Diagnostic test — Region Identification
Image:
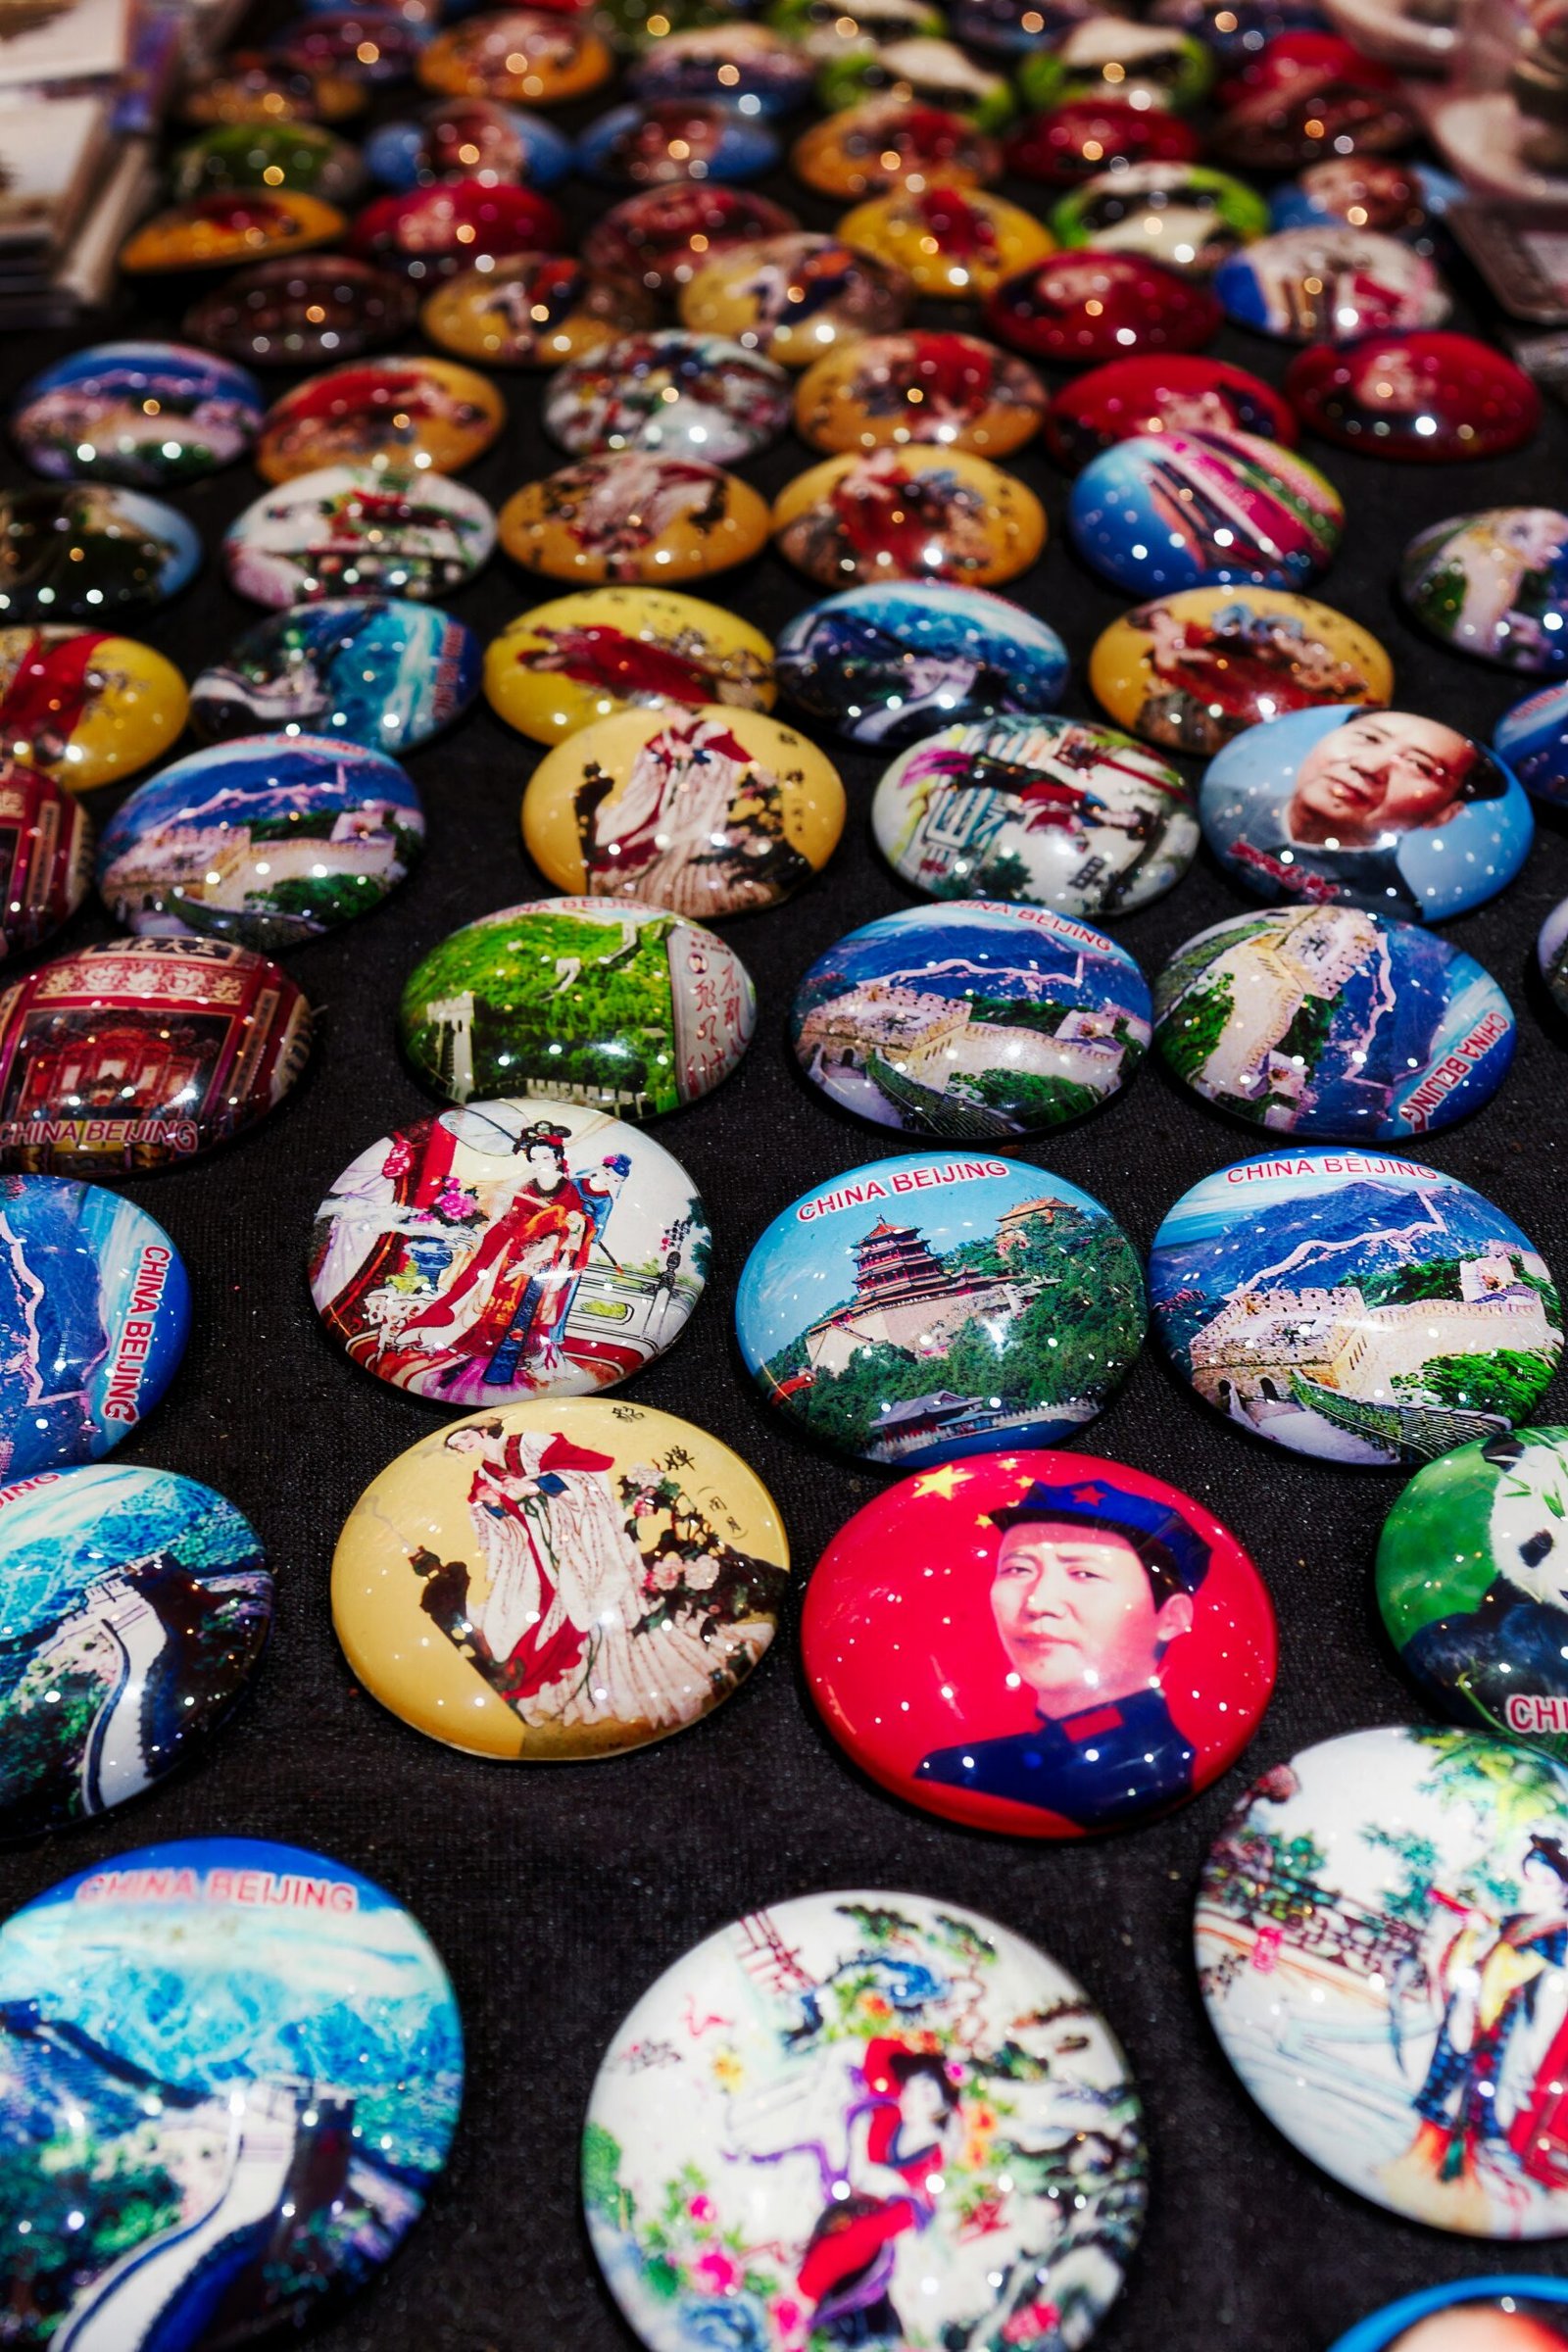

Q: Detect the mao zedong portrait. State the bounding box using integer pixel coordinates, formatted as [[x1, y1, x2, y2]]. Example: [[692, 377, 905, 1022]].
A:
[[914, 1477, 1210, 1831], [1246, 711, 1509, 919]]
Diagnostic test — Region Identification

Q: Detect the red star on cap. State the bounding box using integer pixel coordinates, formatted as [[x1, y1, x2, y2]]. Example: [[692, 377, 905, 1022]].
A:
[[1070, 1484, 1105, 1505]]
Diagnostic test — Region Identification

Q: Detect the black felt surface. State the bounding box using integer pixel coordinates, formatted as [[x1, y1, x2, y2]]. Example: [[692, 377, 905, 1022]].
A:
[[3, 86, 1568, 2352]]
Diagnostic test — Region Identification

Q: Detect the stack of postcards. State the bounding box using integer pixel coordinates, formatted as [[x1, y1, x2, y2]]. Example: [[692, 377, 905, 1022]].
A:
[[0, 0, 231, 319]]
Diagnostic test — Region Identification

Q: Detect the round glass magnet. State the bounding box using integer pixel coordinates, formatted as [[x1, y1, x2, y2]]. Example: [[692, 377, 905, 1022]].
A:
[[273, 8, 428, 82], [169, 119, 363, 201], [985, 250, 1221, 364], [1544, 897, 1568, 1024], [347, 178, 565, 278], [11, 343, 265, 489], [1269, 158, 1459, 243], [333, 1397, 786, 1757], [1497, 679, 1568, 808], [1211, 38, 1415, 171], [97, 733, 424, 951], [1329, 2281, 1568, 2351], [1151, 1152, 1561, 1464], [421, 254, 656, 368], [676, 231, 911, 365], [1018, 16, 1212, 110], [364, 98, 574, 189], [792, 329, 1048, 457], [485, 587, 774, 745], [1378, 1427, 1568, 1755], [1197, 1726, 1568, 2232], [772, 447, 1045, 589], [874, 711, 1200, 917], [790, 99, 1002, 200], [0, 486, 200, 622], [399, 896, 755, 1113], [1047, 353, 1297, 468], [769, 0, 944, 59], [118, 190, 346, 273], [312, 1099, 710, 1404], [836, 183, 1054, 303], [0, 1462, 270, 1834], [735, 1152, 1145, 1468], [1006, 97, 1202, 186], [1090, 587, 1392, 757], [1051, 164, 1270, 274], [0, 939, 312, 1174], [180, 253, 418, 367], [581, 186, 800, 299], [180, 49, 366, 124], [1287, 332, 1542, 461], [0, 762, 90, 958], [1212, 226, 1448, 340], [255, 355, 505, 480], [776, 581, 1068, 748], [416, 8, 614, 101], [1201, 704, 1534, 923], [819, 35, 1016, 131], [1153, 906, 1515, 1141], [1400, 510, 1568, 674], [0, 628, 188, 790], [223, 464, 497, 604], [0, 1836, 462, 2328], [191, 597, 479, 754], [1069, 429, 1344, 597], [575, 98, 779, 189], [956, 0, 1097, 53], [628, 23, 813, 114], [499, 454, 770, 585], [805, 1449, 1275, 1835], [792, 898, 1151, 1138], [542, 331, 791, 463], [0, 1177, 190, 1470], [586, 1892, 1145, 2351], [523, 706, 845, 918]]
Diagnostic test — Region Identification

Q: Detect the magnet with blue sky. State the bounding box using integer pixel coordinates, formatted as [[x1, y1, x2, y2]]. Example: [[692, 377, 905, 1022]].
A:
[[96, 734, 424, 952], [0, 1463, 270, 1836], [575, 99, 779, 189], [0, 1835, 462, 2339], [1497, 679, 1568, 808], [775, 581, 1067, 748], [1200, 705, 1534, 923], [0, 1177, 190, 1475], [11, 343, 265, 489], [1212, 225, 1449, 340], [191, 596, 479, 753], [1066, 429, 1344, 597], [1151, 1152, 1561, 1465], [1154, 906, 1515, 1141], [791, 900, 1150, 1140], [873, 712, 1199, 917], [735, 1152, 1145, 1468], [364, 98, 574, 188]]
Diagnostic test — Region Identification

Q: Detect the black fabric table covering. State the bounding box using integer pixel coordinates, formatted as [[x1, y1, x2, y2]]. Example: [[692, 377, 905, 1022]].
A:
[[4, 87, 1567, 2352]]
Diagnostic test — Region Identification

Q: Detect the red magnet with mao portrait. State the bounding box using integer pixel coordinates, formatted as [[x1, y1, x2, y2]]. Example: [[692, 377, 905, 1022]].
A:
[[802, 1449, 1277, 1838]]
